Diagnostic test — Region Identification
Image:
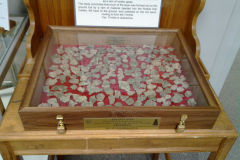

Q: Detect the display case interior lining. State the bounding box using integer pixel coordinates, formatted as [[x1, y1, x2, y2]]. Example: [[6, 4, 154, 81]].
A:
[[32, 30, 207, 107]]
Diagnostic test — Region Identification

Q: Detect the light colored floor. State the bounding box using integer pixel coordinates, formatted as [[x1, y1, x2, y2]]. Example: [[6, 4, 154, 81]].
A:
[[0, 52, 238, 160]]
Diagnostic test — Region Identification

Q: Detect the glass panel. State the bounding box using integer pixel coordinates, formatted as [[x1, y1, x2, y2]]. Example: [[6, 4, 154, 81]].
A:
[[31, 30, 208, 107], [0, 17, 25, 64]]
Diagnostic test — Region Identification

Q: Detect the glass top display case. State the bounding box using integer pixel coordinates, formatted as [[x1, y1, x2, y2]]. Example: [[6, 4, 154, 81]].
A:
[[19, 27, 219, 131]]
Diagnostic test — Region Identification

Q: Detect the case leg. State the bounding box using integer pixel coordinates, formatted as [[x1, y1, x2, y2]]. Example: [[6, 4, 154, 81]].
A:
[[48, 155, 55, 160], [152, 153, 159, 160], [0, 142, 18, 160], [57, 155, 64, 160], [164, 153, 171, 160], [208, 138, 236, 160]]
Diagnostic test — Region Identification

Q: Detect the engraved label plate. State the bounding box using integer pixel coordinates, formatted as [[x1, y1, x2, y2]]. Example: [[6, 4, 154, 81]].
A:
[[84, 117, 160, 129]]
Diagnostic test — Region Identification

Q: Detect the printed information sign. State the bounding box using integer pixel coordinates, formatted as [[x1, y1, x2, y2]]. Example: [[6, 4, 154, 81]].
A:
[[0, 0, 9, 31], [74, 0, 162, 28]]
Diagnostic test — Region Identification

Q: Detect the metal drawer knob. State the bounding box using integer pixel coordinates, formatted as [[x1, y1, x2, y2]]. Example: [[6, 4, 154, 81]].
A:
[[176, 114, 188, 133], [56, 115, 65, 134]]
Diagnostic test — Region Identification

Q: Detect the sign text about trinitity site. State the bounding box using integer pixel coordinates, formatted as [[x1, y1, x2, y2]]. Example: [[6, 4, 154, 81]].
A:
[[74, 0, 162, 28]]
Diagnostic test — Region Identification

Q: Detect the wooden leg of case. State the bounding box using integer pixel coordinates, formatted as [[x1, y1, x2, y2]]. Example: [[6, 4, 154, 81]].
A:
[[48, 155, 55, 160], [57, 155, 64, 160], [164, 153, 171, 160], [152, 153, 159, 160], [152, 153, 171, 160], [0, 142, 18, 160], [208, 138, 236, 160]]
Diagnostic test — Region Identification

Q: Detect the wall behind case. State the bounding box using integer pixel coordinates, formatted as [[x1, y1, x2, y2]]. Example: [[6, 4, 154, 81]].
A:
[[197, 0, 239, 95], [8, 0, 27, 15]]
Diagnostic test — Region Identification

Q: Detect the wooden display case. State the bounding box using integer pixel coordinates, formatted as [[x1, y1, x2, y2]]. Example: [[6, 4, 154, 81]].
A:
[[0, 0, 237, 160], [19, 27, 220, 131], [18, 0, 221, 132]]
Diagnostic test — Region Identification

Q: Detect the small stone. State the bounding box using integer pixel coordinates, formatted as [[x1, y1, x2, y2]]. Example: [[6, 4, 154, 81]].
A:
[[127, 90, 135, 96], [69, 100, 77, 107], [144, 69, 151, 75], [144, 100, 157, 106], [171, 85, 177, 91], [125, 98, 134, 105], [97, 101, 104, 106], [59, 94, 71, 103], [104, 87, 114, 95], [140, 83, 146, 89], [157, 98, 164, 103], [119, 81, 130, 92], [49, 65, 59, 71], [115, 102, 122, 107], [134, 100, 142, 106], [156, 87, 163, 93], [70, 66, 79, 75], [182, 83, 189, 89], [69, 78, 79, 84], [168, 47, 175, 52], [96, 93, 105, 101], [82, 101, 93, 107], [80, 75, 88, 81], [188, 98, 197, 106], [89, 95, 96, 104], [144, 90, 156, 98], [138, 95, 147, 101], [45, 78, 57, 86], [162, 101, 171, 106], [165, 94, 171, 99], [185, 91, 192, 97], [48, 72, 57, 78], [70, 85, 77, 90], [171, 93, 183, 103], [135, 88, 145, 95], [177, 87, 184, 92], [120, 95, 129, 101], [110, 79, 116, 84], [160, 48, 169, 54], [114, 90, 121, 98], [77, 87, 85, 92], [73, 95, 87, 103], [136, 48, 144, 55], [108, 95, 115, 105], [147, 84, 156, 90], [122, 58, 128, 63], [137, 56, 146, 61], [141, 63, 147, 69], [47, 98, 58, 105], [70, 58, 78, 65], [43, 86, 50, 93]]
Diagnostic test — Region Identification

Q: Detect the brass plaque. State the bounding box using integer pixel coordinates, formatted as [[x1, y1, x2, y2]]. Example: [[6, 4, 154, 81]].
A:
[[84, 117, 160, 129]]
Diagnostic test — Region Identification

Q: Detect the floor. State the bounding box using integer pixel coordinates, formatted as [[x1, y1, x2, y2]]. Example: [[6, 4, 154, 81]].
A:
[[0, 51, 239, 160]]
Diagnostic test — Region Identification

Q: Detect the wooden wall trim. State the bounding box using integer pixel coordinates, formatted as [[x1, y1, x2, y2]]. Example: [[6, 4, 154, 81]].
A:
[[191, 0, 210, 80], [24, 0, 43, 59]]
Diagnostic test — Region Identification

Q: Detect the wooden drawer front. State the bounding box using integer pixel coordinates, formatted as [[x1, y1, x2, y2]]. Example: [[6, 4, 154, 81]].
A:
[[19, 108, 219, 130], [10, 138, 222, 155], [10, 140, 86, 155]]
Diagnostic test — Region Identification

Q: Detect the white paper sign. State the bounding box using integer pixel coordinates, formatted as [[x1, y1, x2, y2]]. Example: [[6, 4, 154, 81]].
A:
[[0, 0, 9, 31], [74, 0, 162, 28]]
